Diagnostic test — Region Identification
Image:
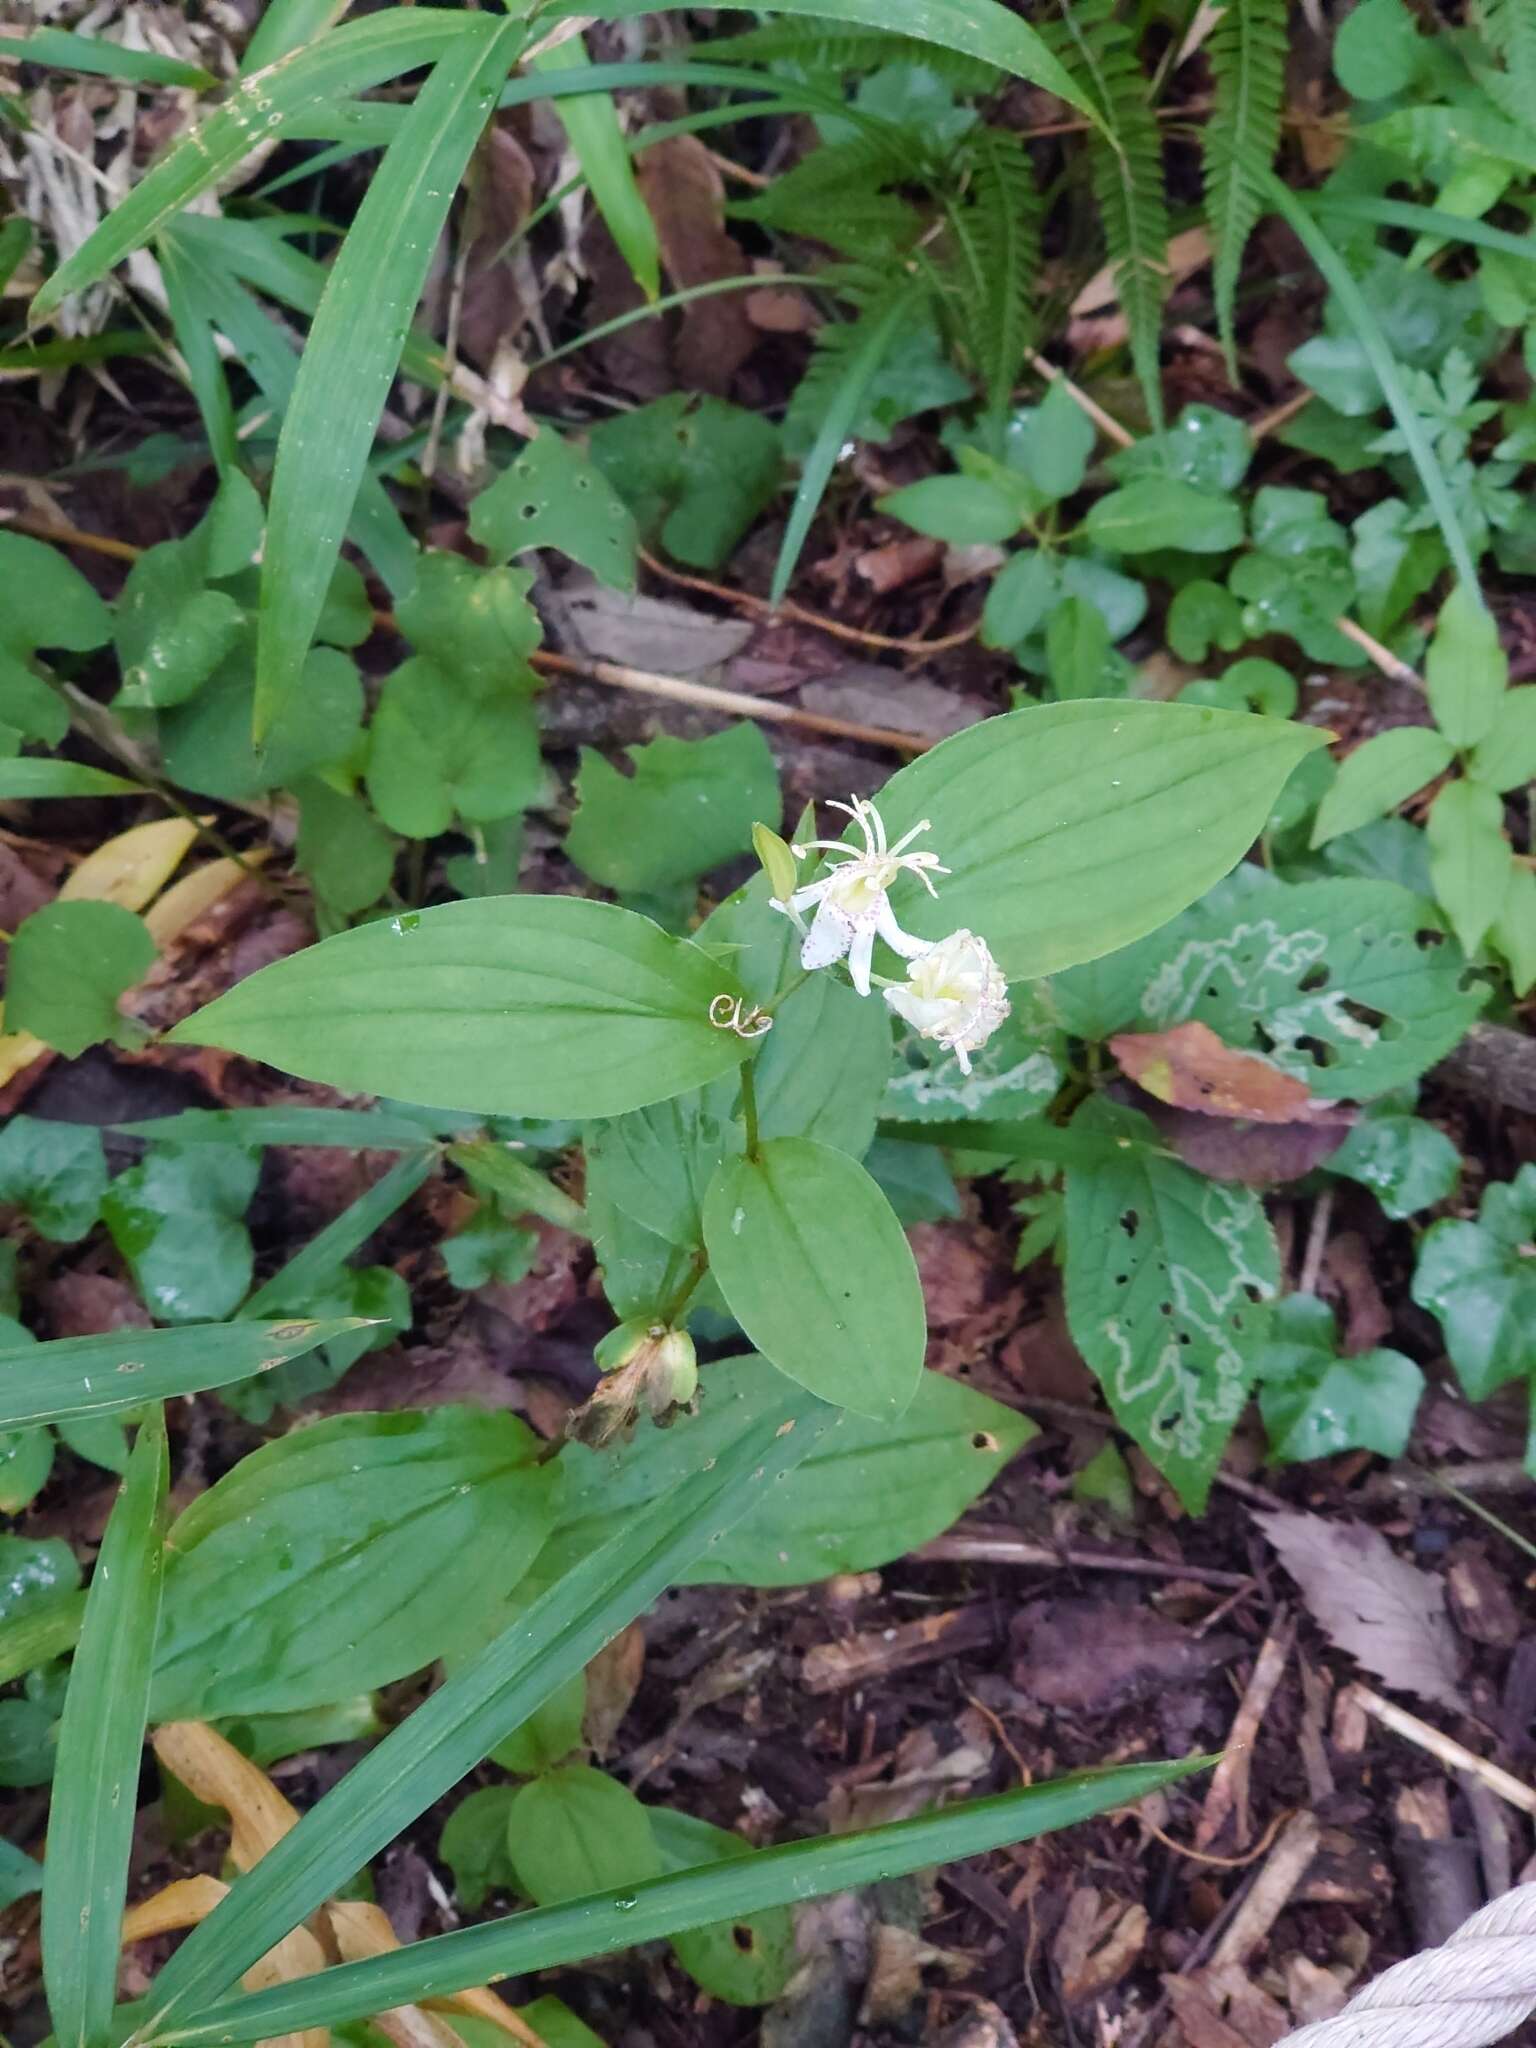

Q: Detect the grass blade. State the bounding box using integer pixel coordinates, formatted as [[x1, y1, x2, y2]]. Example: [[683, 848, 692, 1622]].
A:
[[156, 221, 418, 597], [533, 34, 660, 299], [135, 1381, 834, 2034], [587, 0, 1100, 124], [771, 287, 914, 606], [41, 1407, 169, 2048], [1262, 171, 1478, 590], [113, 1108, 444, 1149], [0, 29, 214, 89], [30, 11, 479, 327], [253, 15, 525, 738], [0, 1593, 88, 1686], [1312, 192, 1536, 266], [0, 762, 142, 798], [243, 0, 354, 72], [164, 1757, 1210, 2041], [241, 1147, 435, 1311], [0, 1319, 369, 1430]]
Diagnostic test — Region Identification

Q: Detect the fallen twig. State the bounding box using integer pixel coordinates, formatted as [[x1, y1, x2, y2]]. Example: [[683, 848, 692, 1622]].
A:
[[916, 1525, 1251, 1590], [1352, 1686, 1536, 1819], [1197, 1609, 1296, 1848]]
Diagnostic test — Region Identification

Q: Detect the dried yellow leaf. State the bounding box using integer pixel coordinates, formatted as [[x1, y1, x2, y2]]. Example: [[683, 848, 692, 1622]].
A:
[[61, 816, 199, 911]]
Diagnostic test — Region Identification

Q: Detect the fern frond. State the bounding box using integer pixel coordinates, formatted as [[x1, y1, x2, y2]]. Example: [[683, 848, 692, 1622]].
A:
[[1366, 102, 1536, 175], [935, 128, 1041, 417], [696, 22, 1001, 93], [730, 127, 929, 254], [1203, 0, 1286, 378], [1046, 0, 1169, 429], [781, 270, 924, 456]]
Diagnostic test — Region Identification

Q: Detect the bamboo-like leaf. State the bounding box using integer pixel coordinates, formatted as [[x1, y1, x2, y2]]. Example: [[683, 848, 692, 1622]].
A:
[[1313, 192, 1536, 265], [161, 1757, 1209, 2041], [589, 0, 1100, 123], [533, 34, 659, 300], [30, 11, 480, 326], [134, 1383, 833, 2035], [253, 15, 526, 737], [0, 28, 214, 88], [771, 286, 914, 606], [0, 762, 142, 799], [41, 1408, 169, 2048], [241, 1148, 435, 1312], [0, 1320, 368, 1430], [1262, 173, 1478, 590], [242, 0, 354, 72]]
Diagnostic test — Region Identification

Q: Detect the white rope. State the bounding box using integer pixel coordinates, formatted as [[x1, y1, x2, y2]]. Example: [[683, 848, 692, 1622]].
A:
[[1278, 1883, 1536, 2048]]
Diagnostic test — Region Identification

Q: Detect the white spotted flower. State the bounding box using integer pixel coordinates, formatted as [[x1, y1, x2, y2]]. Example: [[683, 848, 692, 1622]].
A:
[[773, 795, 947, 996], [882, 928, 1009, 1074]]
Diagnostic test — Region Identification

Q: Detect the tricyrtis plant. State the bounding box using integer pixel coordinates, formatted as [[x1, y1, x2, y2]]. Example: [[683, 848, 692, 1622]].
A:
[[170, 698, 1322, 1427]]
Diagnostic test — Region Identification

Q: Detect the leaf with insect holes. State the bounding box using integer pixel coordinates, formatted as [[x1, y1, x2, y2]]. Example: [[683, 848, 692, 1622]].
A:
[[1119, 873, 1485, 1101], [1255, 1509, 1464, 1711], [1064, 1097, 1279, 1512], [469, 431, 638, 589]]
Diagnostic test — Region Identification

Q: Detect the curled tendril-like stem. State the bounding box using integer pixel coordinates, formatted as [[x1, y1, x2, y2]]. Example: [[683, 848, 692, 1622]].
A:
[[708, 993, 773, 1039]]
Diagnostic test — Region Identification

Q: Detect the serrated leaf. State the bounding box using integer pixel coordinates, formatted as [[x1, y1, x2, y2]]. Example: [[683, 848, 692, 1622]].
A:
[[1064, 1098, 1279, 1511], [1330, 1111, 1460, 1219], [367, 657, 543, 838], [1256, 1509, 1464, 1711], [703, 1138, 925, 1420], [1128, 875, 1486, 1099], [170, 898, 755, 1120], [0, 1117, 106, 1242]]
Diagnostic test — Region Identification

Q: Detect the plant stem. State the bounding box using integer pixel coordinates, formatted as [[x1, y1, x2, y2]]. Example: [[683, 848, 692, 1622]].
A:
[[739, 1058, 762, 1161]]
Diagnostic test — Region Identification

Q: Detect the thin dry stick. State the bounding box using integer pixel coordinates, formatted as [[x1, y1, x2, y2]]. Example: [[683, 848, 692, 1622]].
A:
[[1197, 1609, 1296, 1848], [636, 547, 977, 657], [916, 1524, 1251, 1590], [1353, 1686, 1536, 1819], [1333, 614, 1426, 691], [9, 515, 935, 758], [531, 646, 933, 753], [1208, 1809, 1321, 1970], [1297, 1188, 1334, 1298], [1027, 350, 1137, 449]]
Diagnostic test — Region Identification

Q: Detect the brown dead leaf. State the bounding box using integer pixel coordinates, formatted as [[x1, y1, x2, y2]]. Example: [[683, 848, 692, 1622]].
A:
[[1254, 1512, 1467, 1713], [1013, 1600, 1235, 1717], [583, 1620, 645, 1757], [854, 536, 945, 594], [1053, 1888, 1149, 2004], [460, 122, 536, 371], [1110, 1022, 1323, 1123], [635, 136, 755, 392], [1142, 1100, 1353, 1185]]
